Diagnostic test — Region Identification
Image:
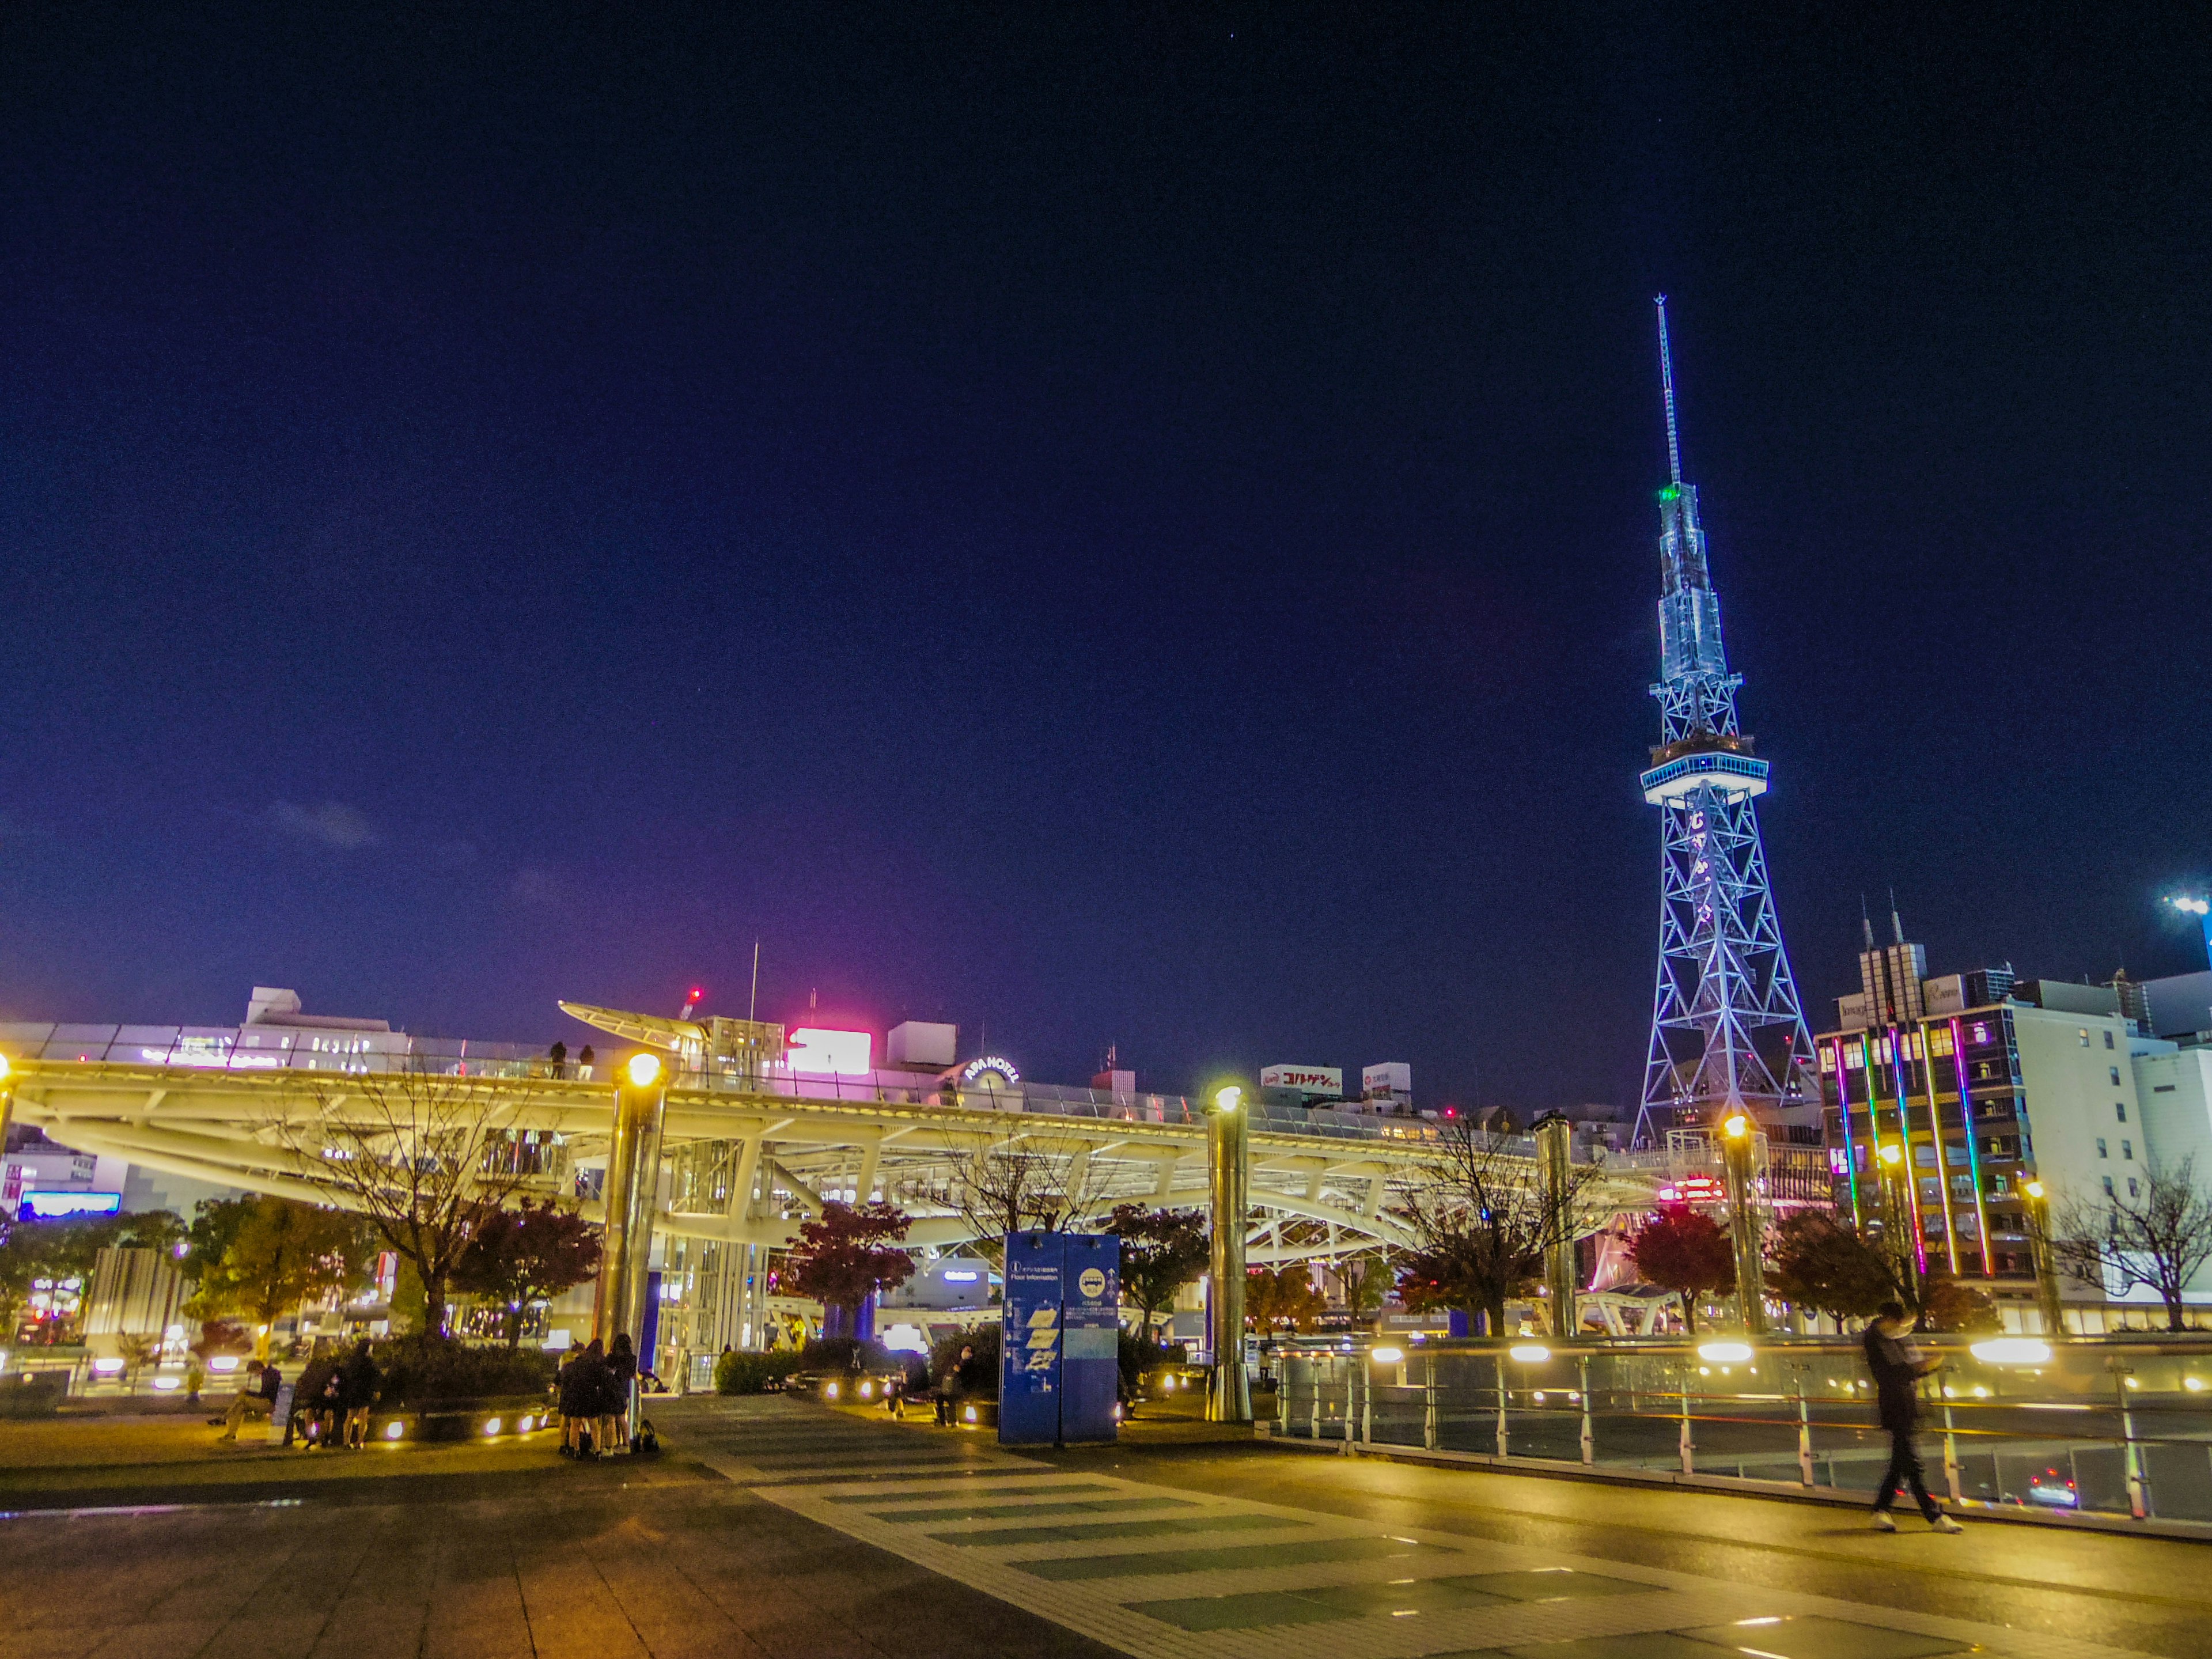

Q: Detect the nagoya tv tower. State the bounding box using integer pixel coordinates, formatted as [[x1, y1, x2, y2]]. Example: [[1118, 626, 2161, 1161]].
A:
[[1634, 297, 1815, 1147]]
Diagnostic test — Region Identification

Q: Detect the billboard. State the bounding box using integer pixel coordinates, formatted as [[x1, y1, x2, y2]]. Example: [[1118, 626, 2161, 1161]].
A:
[[785, 1028, 872, 1075], [19, 1191, 122, 1221], [1362, 1062, 1412, 1099], [1261, 1065, 1342, 1096]]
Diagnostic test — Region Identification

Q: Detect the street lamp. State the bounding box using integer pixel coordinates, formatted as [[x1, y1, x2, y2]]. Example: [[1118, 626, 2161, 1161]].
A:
[[1874, 1141, 1922, 1304], [1205, 1082, 1251, 1424], [2021, 1178, 2066, 1338], [596, 1048, 671, 1361], [1718, 1108, 1766, 1334]]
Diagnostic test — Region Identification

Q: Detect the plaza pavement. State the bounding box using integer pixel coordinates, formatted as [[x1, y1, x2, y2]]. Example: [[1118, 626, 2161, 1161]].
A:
[[0, 1396, 2203, 1659]]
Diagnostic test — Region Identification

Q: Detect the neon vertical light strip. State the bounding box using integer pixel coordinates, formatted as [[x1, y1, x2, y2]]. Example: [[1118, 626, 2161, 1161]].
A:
[[1889, 1025, 1927, 1272], [1830, 1039, 1862, 1229], [1918, 1021, 1959, 1274], [1950, 1014, 1993, 1278]]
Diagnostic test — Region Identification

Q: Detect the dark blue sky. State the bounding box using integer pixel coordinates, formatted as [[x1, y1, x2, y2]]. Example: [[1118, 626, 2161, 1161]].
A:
[[3, 6, 2208, 1109]]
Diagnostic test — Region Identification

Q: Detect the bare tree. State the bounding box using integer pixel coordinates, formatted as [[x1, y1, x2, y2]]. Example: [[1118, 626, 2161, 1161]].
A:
[[2050, 1156, 2212, 1333], [271, 1068, 555, 1336], [1392, 1120, 1604, 1337], [948, 1128, 1112, 1255]]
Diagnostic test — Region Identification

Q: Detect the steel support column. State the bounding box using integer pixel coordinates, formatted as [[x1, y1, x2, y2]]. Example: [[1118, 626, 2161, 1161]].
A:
[[1535, 1113, 1578, 1339], [1720, 1115, 1767, 1334], [594, 1057, 668, 1350], [1206, 1088, 1251, 1424]]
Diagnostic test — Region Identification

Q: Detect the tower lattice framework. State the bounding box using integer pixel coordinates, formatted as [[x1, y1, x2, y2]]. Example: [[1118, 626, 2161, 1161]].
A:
[[1634, 297, 1814, 1149]]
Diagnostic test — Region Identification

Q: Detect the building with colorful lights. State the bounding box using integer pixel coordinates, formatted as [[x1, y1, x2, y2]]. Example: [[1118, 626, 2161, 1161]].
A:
[[1817, 934, 2212, 1333]]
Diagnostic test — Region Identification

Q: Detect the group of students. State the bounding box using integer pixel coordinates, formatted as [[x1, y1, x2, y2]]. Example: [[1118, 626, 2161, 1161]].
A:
[[213, 1339, 380, 1449], [555, 1331, 641, 1457]]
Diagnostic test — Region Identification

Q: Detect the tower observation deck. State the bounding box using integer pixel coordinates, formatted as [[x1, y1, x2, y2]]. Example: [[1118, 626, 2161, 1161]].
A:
[[1635, 298, 1815, 1147]]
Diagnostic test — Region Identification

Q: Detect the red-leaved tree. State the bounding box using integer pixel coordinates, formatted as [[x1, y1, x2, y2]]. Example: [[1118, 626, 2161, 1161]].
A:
[[1630, 1205, 1737, 1333], [783, 1201, 915, 1332], [451, 1199, 604, 1347]]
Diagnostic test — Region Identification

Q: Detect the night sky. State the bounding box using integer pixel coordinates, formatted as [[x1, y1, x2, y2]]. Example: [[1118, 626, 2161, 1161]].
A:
[[3, 7, 2209, 1111]]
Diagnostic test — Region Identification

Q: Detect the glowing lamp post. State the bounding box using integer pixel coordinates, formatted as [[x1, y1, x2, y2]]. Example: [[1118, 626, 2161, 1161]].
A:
[[1875, 1141, 1922, 1304], [1205, 1084, 1252, 1425], [1718, 1110, 1766, 1335], [2021, 1179, 2066, 1339], [594, 1050, 669, 1355]]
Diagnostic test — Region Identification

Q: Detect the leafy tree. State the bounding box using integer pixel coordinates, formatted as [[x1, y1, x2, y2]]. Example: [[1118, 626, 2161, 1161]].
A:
[[1920, 1276, 2002, 1334], [1767, 1211, 1900, 1322], [1245, 1265, 1324, 1334], [183, 1196, 256, 1282], [1629, 1206, 1737, 1333], [2050, 1156, 2212, 1333], [190, 1196, 374, 1342], [1103, 1205, 1208, 1334], [451, 1199, 603, 1346], [783, 1200, 915, 1331], [1393, 1118, 1603, 1336]]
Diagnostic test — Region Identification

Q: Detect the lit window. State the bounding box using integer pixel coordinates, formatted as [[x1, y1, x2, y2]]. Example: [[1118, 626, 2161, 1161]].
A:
[[2080, 1029, 2092, 1047], [2097, 1138, 2108, 1158]]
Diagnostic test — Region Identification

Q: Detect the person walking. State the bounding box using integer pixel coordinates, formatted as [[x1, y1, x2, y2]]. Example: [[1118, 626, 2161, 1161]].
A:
[[1863, 1300, 1964, 1532]]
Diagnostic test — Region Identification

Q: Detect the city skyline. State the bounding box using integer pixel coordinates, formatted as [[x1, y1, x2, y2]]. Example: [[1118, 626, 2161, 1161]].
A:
[[2, 10, 2209, 1108]]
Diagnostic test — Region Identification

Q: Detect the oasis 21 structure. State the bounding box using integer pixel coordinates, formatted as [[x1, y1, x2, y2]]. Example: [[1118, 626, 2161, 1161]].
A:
[[1634, 297, 1816, 1149]]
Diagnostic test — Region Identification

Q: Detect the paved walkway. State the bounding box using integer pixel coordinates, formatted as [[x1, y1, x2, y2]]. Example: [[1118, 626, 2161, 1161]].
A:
[[679, 1397, 2194, 1659], [3, 1397, 2203, 1659]]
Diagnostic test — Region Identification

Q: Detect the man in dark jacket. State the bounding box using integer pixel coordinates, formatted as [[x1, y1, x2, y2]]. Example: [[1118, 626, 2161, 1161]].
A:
[[1863, 1300, 1963, 1532]]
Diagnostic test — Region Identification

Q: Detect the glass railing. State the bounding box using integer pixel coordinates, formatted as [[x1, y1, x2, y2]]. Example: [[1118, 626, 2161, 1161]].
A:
[[1277, 1335, 2212, 1525]]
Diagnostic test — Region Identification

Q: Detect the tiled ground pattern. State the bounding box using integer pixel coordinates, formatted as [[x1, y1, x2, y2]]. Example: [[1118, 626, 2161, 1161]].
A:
[[689, 1399, 2158, 1659]]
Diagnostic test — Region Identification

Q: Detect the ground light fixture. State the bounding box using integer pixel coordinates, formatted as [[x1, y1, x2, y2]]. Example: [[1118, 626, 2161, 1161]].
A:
[[626, 1051, 663, 1089], [1697, 1342, 1754, 1363], [1508, 1344, 1551, 1363], [1214, 1085, 1241, 1112], [1370, 1346, 1404, 1366], [484, 1418, 502, 1435], [1970, 1338, 2052, 1365], [386, 1422, 403, 1440]]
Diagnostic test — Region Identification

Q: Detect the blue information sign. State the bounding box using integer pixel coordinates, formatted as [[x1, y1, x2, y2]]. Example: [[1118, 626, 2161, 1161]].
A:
[[1059, 1233, 1120, 1445], [998, 1231, 1121, 1446], [999, 1233, 1065, 1445]]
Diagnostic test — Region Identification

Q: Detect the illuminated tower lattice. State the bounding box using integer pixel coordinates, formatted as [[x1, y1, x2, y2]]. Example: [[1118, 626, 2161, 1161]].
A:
[[1633, 297, 1815, 1148]]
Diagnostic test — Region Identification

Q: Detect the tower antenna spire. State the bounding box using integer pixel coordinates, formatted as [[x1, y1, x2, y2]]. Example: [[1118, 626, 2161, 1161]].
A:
[[1656, 294, 1683, 486]]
